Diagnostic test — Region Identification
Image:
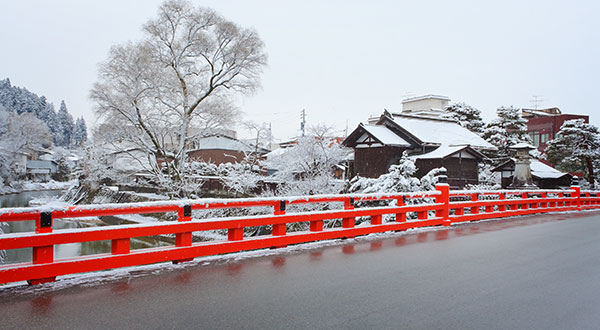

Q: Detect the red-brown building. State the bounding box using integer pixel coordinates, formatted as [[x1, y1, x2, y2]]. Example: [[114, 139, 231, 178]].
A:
[[187, 135, 269, 165], [522, 108, 589, 153]]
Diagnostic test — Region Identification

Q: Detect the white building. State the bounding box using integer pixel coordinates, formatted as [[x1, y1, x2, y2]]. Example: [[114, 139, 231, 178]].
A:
[[401, 94, 450, 117]]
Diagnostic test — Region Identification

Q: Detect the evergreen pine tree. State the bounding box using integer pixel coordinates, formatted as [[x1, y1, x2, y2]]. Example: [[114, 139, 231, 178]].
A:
[[482, 106, 531, 157], [56, 100, 75, 147], [443, 102, 485, 134], [545, 119, 600, 184], [73, 117, 88, 146]]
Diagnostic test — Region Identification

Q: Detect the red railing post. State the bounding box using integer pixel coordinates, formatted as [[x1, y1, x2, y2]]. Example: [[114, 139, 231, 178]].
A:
[[395, 197, 406, 222], [541, 192, 548, 208], [521, 192, 529, 210], [470, 193, 479, 215], [571, 186, 581, 211], [531, 193, 539, 209], [112, 238, 130, 254], [272, 200, 287, 235], [485, 199, 493, 213], [29, 212, 56, 285], [498, 193, 506, 212], [585, 192, 590, 207], [173, 204, 193, 263], [435, 184, 450, 226], [558, 192, 564, 208], [371, 214, 382, 225], [342, 197, 355, 228], [228, 227, 244, 241]]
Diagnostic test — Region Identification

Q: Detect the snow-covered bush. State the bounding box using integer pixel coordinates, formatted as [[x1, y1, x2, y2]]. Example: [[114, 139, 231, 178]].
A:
[[348, 153, 446, 223], [348, 152, 437, 194], [464, 163, 501, 190]]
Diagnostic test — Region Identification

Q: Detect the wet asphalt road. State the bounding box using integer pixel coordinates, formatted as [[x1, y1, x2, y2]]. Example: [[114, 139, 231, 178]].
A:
[[2, 211, 600, 330]]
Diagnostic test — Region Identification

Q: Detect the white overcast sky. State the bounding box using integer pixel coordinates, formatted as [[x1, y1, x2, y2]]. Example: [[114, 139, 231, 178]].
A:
[[1, 0, 599, 141]]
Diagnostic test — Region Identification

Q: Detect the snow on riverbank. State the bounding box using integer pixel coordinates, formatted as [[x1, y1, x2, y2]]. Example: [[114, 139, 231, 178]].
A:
[[0, 180, 77, 196]]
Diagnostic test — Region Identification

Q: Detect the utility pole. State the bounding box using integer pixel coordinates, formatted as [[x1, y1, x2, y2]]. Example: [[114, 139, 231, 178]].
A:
[[345, 120, 348, 137], [300, 109, 306, 137]]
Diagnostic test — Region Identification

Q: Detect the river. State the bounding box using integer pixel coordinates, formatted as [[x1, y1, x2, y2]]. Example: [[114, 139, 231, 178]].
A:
[[0, 190, 168, 265]]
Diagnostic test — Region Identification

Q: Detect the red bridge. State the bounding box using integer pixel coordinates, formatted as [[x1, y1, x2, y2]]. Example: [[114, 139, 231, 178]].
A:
[[0, 185, 597, 286], [2, 185, 600, 329]]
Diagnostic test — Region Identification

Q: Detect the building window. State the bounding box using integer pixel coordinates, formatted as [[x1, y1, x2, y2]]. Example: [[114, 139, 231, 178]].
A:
[[529, 132, 540, 147], [540, 133, 549, 144]]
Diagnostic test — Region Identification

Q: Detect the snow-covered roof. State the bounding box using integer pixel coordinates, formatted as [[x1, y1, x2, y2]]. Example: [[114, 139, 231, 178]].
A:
[[362, 125, 410, 146], [189, 135, 267, 154], [493, 158, 570, 179], [402, 94, 450, 103], [509, 142, 536, 150], [410, 145, 482, 160], [530, 159, 569, 179], [389, 113, 496, 150], [264, 147, 287, 158]]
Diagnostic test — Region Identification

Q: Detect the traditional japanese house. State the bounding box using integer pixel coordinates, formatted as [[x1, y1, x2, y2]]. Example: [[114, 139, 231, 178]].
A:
[[343, 110, 497, 188]]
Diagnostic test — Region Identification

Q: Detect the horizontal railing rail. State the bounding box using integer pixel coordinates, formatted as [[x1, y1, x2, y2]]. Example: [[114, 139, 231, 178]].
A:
[[0, 185, 598, 285]]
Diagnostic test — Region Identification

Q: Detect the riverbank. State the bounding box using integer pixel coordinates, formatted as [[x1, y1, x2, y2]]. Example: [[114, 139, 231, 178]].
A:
[[0, 180, 77, 196]]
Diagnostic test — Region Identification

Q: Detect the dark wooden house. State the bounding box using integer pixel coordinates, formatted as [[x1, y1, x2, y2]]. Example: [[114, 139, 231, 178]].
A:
[[343, 111, 497, 188]]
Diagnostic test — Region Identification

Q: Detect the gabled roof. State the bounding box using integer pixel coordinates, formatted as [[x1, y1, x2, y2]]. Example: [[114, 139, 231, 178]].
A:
[[411, 145, 486, 160], [343, 123, 411, 148], [360, 124, 410, 146], [384, 112, 496, 150]]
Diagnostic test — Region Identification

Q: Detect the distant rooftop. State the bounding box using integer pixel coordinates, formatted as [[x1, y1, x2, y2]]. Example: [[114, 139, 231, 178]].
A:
[[521, 107, 561, 118], [402, 94, 450, 103]]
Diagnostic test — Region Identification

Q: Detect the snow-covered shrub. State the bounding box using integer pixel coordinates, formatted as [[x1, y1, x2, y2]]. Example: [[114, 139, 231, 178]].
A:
[[465, 163, 501, 190], [348, 152, 421, 194], [348, 153, 446, 223], [218, 162, 262, 196]]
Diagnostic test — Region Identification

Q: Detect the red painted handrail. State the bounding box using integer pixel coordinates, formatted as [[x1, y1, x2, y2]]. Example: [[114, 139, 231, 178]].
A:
[[0, 185, 598, 285]]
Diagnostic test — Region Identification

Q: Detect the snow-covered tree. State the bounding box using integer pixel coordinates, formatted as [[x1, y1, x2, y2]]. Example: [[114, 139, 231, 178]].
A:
[[482, 106, 531, 157], [545, 119, 600, 184], [56, 101, 74, 147], [73, 117, 88, 146], [265, 124, 350, 196], [0, 78, 84, 149], [443, 102, 485, 134], [90, 0, 267, 194], [0, 110, 52, 185]]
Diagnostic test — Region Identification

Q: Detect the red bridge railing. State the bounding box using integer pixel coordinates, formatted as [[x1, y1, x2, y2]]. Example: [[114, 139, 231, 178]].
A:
[[0, 185, 598, 285]]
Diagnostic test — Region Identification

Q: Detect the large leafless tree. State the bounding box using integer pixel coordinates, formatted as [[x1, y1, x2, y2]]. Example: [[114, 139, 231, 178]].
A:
[[91, 0, 267, 190]]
